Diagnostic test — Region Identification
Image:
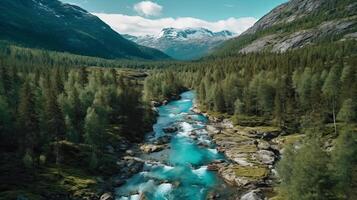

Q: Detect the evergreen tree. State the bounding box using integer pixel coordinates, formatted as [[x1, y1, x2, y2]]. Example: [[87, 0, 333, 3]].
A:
[[17, 79, 39, 163], [337, 98, 356, 123], [331, 126, 357, 199]]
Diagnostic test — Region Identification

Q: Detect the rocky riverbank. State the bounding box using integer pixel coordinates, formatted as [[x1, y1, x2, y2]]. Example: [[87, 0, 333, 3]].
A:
[[192, 104, 303, 200]]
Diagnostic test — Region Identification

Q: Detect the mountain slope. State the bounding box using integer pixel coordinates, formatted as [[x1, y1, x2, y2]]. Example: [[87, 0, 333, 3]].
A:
[[0, 0, 169, 60], [124, 28, 235, 60], [213, 0, 357, 56]]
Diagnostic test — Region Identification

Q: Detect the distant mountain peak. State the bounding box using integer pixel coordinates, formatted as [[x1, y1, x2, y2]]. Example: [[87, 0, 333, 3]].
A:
[[155, 27, 235, 41], [124, 27, 236, 60]]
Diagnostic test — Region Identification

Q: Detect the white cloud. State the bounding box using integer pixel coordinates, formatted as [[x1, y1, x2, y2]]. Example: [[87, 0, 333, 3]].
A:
[[133, 1, 162, 17], [94, 13, 257, 36]]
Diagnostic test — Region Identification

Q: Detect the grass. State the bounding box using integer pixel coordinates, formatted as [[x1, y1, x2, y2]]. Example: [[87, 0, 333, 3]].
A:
[[206, 110, 230, 120], [232, 145, 258, 153], [231, 114, 273, 127], [232, 165, 269, 179], [235, 126, 281, 134]]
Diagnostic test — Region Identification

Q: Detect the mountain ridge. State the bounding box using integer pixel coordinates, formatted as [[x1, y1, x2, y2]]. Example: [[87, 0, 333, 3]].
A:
[[212, 0, 357, 56], [124, 27, 235, 60], [0, 0, 170, 60]]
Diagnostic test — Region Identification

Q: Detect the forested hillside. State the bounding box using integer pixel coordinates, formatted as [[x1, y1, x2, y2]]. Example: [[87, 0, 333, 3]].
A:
[[0, 41, 182, 69], [212, 0, 356, 56], [144, 37, 357, 200], [0, 0, 169, 60], [0, 52, 155, 199]]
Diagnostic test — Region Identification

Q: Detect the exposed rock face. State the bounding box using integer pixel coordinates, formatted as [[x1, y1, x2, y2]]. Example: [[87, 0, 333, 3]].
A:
[[243, 0, 324, 35], [240, 18, 356, 53], [218, 0, 357, 54], [209, 120, 282, 192]]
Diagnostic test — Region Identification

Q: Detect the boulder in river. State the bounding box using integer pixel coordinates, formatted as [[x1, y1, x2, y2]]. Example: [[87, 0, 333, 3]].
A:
[[140, 144, 165, 153], [163, 126, 178, 133], [154, 135, 171, 145], [125, 149, 135, 156], [100, 192, 113, 200], [151, 101, 162, 107]]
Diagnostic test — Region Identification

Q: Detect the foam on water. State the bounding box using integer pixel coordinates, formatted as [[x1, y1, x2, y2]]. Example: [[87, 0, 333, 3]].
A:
[[155, 183, 172, 197], [180, 122, 193, 135], [208, 149, 218, 154], [116, 91, 225, 199], [193, 166, 208, 177]]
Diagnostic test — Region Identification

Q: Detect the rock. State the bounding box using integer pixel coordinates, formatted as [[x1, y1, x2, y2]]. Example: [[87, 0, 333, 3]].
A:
[[190, 135, 198, 140], [100, 192, 113, 200], [125, 150, 134, 156], [222, 119, 234, 129], [207, 164, 220, 171], [162, 100, 169, 105], [207, 125, 221, 136], [171, 94, 181, 100], [259, 130, 280, 140], [240, 189, 264, 200], [106, 145, 115, 154], [256, 150, 276, 165], [211, 159, 225, 164], [257, 141, 271, 150], [197, 141, 210, 148], [118, 143, 129, 151], [140, 144, 165, 153], [155, 135, 171, 145], [113, 179, 126, 187], [207, 192, 220, 200], [151, 101, 161, 107], [163, 126, 178, 133]]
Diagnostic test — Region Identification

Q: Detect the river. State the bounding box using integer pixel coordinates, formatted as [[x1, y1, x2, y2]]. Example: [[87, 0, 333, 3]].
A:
[[115, 91, 234, 200]]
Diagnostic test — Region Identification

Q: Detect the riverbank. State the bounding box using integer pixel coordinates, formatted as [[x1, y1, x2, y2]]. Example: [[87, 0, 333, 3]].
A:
[[192, 104, 304, 199]]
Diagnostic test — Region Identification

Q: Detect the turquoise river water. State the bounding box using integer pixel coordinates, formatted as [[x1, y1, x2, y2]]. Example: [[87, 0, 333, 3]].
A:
[[115, 91, 233, 200]]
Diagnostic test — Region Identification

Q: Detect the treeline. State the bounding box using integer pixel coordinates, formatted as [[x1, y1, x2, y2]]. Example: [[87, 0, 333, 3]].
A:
[[0, 41, 184, 70], [145, 41, 357, 131], [0, 64, 153, 170]]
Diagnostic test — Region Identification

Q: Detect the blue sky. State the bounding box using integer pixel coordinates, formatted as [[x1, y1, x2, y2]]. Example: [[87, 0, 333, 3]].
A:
[[61, 0, 288, 36], [63, 0, 287, 20]]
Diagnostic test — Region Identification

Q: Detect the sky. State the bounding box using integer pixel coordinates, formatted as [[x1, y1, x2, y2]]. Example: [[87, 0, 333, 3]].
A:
[[61, 0, 288, 36]]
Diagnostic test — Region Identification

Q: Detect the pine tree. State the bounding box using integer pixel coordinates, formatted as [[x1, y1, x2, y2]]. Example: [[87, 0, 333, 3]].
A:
[[331, 126, 357, 199], [84, 107, 105, 150], [17, 79, 39, 163], [44, 79, 66, 165], [337, 98, 356, 123]]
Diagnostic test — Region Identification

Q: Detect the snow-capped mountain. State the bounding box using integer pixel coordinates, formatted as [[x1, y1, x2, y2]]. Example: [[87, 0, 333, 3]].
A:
[[123, 28, 236, 60]]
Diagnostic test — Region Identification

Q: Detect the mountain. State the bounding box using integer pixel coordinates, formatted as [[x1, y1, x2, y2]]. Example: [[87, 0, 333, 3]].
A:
[[123, 28, 235, 60], [0, 0, 169, 60], [213, 0, 357, 56]]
